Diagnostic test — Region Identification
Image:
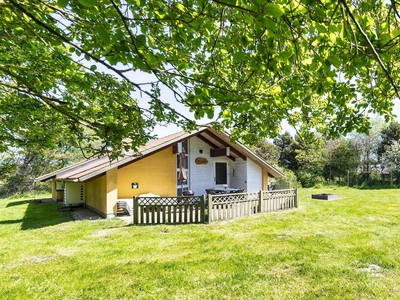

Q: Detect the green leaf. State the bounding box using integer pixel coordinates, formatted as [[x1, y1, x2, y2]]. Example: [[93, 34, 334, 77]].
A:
[[222, 110, 231, 120], [280, 50, 292, 59], [327, 55, 341, 68], [233, 51, 245, 62], [176, 3, 185, 12], [205, 108, 214, 119], [57, 0, 69, 8], [264, 4, 285, 18], [270, 85, 281, 95], [105, 55, 118, 65], [391, 29, 400, 39], [135, 34, 147, 49], [78, 0, 96, 8], [96, 26, 110, 42]]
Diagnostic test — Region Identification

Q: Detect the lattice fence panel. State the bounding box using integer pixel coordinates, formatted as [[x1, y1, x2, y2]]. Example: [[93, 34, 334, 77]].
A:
[[133, 196, 204, 225], [209, 188, 298, 223], [261, 189, 298, 212], [209, 192, 261, 222]]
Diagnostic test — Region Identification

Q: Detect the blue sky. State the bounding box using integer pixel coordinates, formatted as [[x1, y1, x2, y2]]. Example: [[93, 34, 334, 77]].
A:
[[130, 70, 400, 138], [149, 97, 400, 138]]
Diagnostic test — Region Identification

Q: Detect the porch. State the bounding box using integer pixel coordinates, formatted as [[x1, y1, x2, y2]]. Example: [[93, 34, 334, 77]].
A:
[[117, 188, 298, 225]]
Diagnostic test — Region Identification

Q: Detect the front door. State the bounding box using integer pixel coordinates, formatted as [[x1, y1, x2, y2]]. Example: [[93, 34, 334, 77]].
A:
[[215, 162, 228, 186]]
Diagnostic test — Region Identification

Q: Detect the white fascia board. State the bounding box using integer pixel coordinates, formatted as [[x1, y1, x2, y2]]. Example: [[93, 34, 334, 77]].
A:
[[211, 129, 284, 178]]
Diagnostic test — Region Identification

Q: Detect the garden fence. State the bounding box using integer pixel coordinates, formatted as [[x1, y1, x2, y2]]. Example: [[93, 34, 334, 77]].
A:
[[208, 188, 298, 222], [133, 195, 205, 225], [132, 188, 297, 225]]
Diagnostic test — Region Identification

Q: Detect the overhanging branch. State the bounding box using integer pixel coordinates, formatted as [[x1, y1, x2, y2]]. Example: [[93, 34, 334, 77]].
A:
[[340, 0, 400, 99]]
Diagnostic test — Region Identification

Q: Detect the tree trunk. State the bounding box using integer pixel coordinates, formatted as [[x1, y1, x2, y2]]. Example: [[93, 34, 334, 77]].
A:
[[10, 150, 36, 194]]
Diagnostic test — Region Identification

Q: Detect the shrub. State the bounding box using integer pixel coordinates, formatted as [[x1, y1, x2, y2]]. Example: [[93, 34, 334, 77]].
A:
[[296, 171, 325, 188]]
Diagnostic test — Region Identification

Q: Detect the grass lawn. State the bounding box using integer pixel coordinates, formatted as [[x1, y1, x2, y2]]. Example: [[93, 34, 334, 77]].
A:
[[1, 187, 400, 299]]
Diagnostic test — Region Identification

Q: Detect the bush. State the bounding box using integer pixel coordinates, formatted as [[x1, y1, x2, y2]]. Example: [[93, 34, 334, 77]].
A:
[[296, 171, 325, 188], [275, 168, 298, 188]]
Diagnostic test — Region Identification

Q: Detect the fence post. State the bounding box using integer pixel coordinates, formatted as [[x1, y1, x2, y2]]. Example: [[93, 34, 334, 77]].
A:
[[200, 195, 205, 223], [208, 194, 213, 223], [133, 196, 139, 225], [294, 188, 298, 208], [258, 190, 262, 213]]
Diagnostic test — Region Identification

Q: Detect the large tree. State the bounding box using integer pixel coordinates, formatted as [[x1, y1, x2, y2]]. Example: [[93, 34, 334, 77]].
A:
[[382, 140, 400, 184], [251, 139, 279, 166], [346, 115, 386, 172], [294, 136, 327, 186], [273, 131, 298, 170], [324, 139, 360, 182], [1, 0, 400, 156], [377, 121, 400, 159]]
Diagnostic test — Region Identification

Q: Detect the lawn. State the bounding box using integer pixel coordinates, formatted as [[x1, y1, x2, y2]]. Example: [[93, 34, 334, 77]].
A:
[[1, 187, 400, 299]]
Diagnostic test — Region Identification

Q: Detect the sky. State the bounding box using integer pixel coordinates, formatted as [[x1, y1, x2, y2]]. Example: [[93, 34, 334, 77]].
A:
[[148, 96, 400, 139], [106, 64, 400, 139]]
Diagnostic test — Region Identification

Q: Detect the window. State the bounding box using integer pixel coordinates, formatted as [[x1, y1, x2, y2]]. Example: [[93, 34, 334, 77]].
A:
[[176, 140, 189, 196], [215, 162, 228, 185]]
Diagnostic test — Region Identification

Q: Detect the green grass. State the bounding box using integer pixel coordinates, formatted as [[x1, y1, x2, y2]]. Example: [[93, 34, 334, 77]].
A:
[[1, 188, 400, 299]]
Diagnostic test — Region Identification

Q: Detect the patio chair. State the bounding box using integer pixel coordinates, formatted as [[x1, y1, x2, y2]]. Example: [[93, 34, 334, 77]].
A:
[[205, 189, 216, 195]]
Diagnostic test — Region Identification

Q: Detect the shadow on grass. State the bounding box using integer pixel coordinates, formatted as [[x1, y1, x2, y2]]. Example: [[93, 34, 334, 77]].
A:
[[6, 199, 32, 207], [1, 198, 75, 230]]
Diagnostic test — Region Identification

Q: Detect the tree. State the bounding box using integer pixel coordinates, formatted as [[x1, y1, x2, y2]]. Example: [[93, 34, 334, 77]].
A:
[[347, 115, 385, 173], [1, 0, 400, 156], [273, 132, 297, 170], [382, 140, 400, 184], [0, 144, 85, 195], [324, 139, 360, 183], [251, 139, 279, 166], [294, 136, 326, 187], [377, 122, 400, 159]]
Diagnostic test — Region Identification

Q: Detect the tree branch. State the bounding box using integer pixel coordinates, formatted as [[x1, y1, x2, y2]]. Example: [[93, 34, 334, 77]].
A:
[[340, 0, 400, 99]]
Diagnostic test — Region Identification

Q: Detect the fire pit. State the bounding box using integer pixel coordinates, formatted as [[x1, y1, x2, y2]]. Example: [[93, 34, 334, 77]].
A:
[[312, 194, 339, 200]]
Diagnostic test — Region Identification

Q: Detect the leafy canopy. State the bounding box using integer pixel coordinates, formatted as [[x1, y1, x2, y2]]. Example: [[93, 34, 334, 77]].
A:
[[1, 0, 400, 156]]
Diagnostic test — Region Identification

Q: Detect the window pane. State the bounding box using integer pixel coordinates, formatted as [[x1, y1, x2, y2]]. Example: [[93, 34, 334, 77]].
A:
[[215, 162, 227, 184]]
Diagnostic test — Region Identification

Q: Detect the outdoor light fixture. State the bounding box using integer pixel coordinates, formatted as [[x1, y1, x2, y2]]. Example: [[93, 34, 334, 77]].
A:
[[131, 182, 139, 189], [199, 149, 203, 154]]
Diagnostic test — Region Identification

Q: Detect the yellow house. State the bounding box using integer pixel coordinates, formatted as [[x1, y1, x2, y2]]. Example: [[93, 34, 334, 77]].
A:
[[36, 127, 284, 218]]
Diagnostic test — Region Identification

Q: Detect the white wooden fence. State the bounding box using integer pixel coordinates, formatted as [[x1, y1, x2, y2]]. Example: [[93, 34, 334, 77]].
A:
[[208, 188, 298, 222], [133, 196, 205, 225], [132, 189, 297, 225]]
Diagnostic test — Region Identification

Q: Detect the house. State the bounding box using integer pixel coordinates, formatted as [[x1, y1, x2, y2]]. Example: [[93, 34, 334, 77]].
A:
[[35, 127, 284, 218]]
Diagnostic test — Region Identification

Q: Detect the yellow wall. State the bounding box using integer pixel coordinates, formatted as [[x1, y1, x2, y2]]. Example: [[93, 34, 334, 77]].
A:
[[117, 147, 176, 198], [51, 178, 57, 201], [85, 170, 118, 217], [85, 175, 107, 216], [106, 168, 118, 215], [82, 147, 176, 217], [262, 168, 269, 191]]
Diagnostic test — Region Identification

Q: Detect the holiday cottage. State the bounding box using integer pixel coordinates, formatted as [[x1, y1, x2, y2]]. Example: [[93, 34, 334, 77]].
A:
[[36, 127, 284, 218]]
